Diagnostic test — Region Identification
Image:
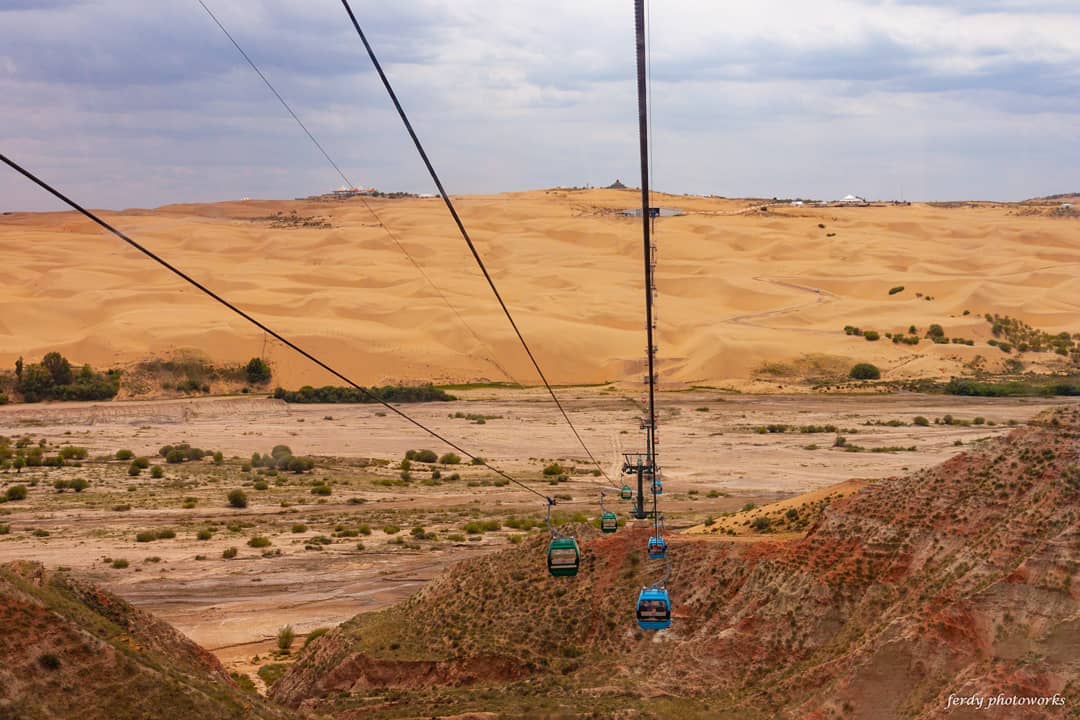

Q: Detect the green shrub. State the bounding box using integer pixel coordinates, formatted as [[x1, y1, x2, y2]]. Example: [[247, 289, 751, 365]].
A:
[[247, 535, 271, 548], [150, 465, 164, 479], [69, 478, 89, 492], [246, 357, 272, 385], [135, 531, 157, 543], [222, 547, 238, 559], [542, 463, 564, 476], [115, 449, 134, 461], [849, 363, 881, 380], [471, 457, 485, 466], [291, 523, 307, 533], [888, 286, 904, 295], [439, 452, 461, 465], [277, 624, 294, 651], [751, 516, 772, 532], [196, 529, 213, 541], [415, 449, 438, 463], [4, 485, 27, 502], [132, 456, 150, 469], [213, 451, 224, 465], [165, 449, 185, 464], [311, 484, 332, 496], [111, 558, 129, 569], [927, 324, 945, 339], [253, 480, 269, 491], [913, 416, 930, 427], [863, 331, 880, 341], [128, 464, 141, 477], [227, 489, 248, 508], [383, 524, 401, 535]]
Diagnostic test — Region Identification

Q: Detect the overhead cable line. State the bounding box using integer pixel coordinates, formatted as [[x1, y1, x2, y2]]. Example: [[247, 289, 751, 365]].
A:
[[337, 0, 617, 488], [195, 0, 521, 387], [0, 152, 549, 503]]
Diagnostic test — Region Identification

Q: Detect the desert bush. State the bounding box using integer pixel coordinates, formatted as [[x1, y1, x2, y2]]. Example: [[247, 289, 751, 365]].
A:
[[59, 446, 87, 460], [128, 464, 141, 477], [227, 489, 248, 508], [439, 452, 461, 465], [888, 286, 904, 295], [291, 523, 307, 533], [849, 363, 881, 380], [197, 529, 213, 541], [471, 457, 485, 466], [115, 449, 135, 460], [277, 624, 295, 651], [751, 516, 772, 531], [863, 331, 880, 341], [4, 485, 27, 502], [253, 480, 269, 491], [150, 465, 164, 479], [131, 456, 150, 469], [415, 449, 438, 463], [246, 357, 272, 385], [311, 484, 332, 496], [69, 478, 88, 492], [543, 463, 564, 476], [927, 324, 945, 339], [222, 547, 238, 559], [913, 416, 930, 426], [382, 524, 401, 535], [165, 449, 185, 464], [247, 535, 271, 548]]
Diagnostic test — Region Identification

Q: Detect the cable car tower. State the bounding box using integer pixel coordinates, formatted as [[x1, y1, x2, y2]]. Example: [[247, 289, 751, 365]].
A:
[[622, 0, 660, 523]]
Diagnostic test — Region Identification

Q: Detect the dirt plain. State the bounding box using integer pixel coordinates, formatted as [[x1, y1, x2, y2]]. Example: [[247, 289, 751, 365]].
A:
[[0, 389, 1072, 686]]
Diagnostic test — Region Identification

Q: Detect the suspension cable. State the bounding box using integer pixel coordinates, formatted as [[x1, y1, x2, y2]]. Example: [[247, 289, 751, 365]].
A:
[[337, 0, 616, 488], [195, 0, 521, 387], [0, 152, 549, 503]]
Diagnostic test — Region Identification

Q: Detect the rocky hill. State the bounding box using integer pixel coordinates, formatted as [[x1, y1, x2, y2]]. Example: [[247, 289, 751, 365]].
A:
[[0, 561, 294, 720], [273, 407, 1079, 719]]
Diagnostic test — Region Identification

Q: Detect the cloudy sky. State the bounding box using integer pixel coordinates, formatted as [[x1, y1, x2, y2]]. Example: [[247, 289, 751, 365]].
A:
[[2, 0, 1078, 211]]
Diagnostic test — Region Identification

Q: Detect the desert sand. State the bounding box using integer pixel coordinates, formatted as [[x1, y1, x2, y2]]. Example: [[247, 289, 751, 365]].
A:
[[1, 190, 1078, 389]]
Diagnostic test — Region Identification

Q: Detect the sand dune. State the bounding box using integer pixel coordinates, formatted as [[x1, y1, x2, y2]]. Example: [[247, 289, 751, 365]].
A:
[[1, 190, 1077, 389]]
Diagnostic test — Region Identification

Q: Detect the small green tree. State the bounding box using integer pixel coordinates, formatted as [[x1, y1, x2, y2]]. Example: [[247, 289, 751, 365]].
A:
[[42, 352, 73, 386], [246, 357, 272, 385]]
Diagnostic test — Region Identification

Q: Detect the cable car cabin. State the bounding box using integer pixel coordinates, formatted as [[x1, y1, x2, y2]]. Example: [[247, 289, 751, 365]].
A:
[[600, 511, 618, 534], [620, 485, 633, 501], [636, 587, 672, 630], [547, 537, 580, 577], [647, 536, 667, 559], [651, 478, 663, 495]]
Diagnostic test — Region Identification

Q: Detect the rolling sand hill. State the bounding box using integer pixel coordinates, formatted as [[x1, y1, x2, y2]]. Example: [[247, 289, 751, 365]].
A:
[[1, 190, 1078, 390], [272, 406, 1079, 719]]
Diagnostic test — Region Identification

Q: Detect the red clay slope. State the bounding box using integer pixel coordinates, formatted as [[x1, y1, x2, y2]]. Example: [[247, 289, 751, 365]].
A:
[[275, 407, 1079, 719]]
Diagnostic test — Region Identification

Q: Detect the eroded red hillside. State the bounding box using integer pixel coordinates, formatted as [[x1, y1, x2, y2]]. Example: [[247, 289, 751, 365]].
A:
[[274, 408, 1080, 719]]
